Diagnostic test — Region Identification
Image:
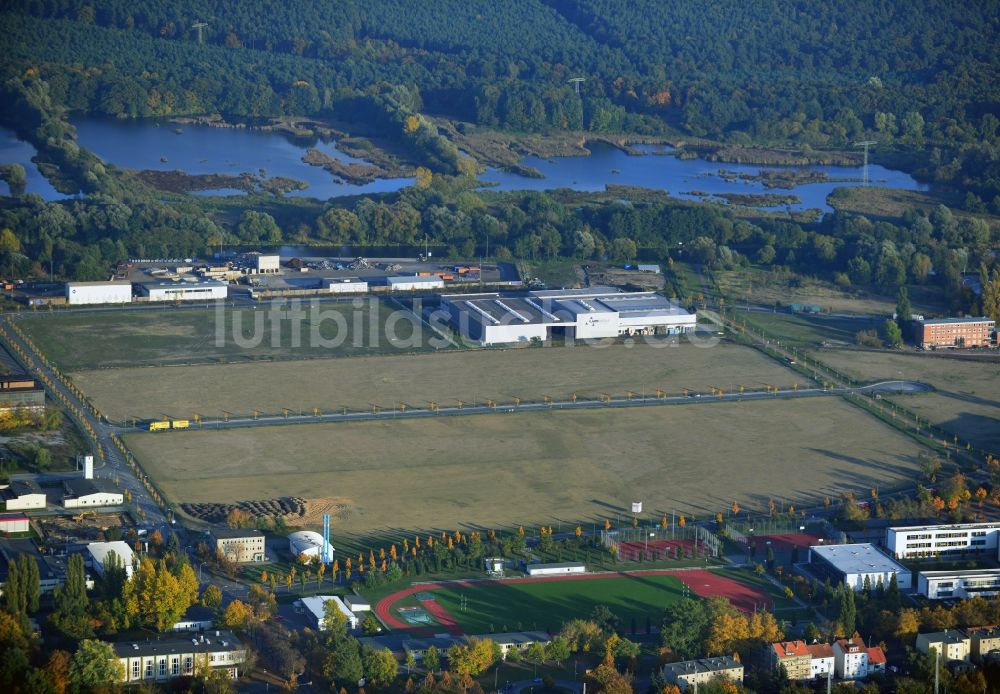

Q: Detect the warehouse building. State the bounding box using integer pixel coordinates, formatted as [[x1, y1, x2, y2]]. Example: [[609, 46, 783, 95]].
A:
[[915, 317, 995, 348], [65, 280, 133, 305], [0, 513, 29, 534], [138, 280, 228, 302], [250, 254, 280, 274], [807, 543, 911, 591], [288, 530, 334, 563], [886, 521, 1000, 559], [386, 275, 445, 291], [326, 278, 369, 294], [112, 631, 245, 683], [3, 479, 46, 510], [917, 569, 1000, 600], [443, 287, 696, 345], [62, 478, 124, 508], [210, 528, 265, 563], [87, 541, 136, 579], [0, 375, 45, 414]]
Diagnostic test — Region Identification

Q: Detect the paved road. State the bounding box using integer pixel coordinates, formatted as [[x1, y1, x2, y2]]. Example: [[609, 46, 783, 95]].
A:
[[111, 379, 931, 435], [0, 315, 167, 526]]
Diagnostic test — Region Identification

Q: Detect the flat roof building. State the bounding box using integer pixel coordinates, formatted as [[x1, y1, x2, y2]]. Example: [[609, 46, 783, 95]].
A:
[[0, 513, 29, 534], [443, 287, 696, 345], [301, 595, 358, 631], [65, 280, 133, 306], [886, 521, 1000, 560], [918, 569, 1000, 600], [386, 275, 445, 291], [525, 562, 586, 577], [0, 375, 45, 414], [808, 543, 911, 591], [916, 317, 994, 349], [139, 280, 228, 302], [87, 541, 136, 579], [209, 528, 265, 563]]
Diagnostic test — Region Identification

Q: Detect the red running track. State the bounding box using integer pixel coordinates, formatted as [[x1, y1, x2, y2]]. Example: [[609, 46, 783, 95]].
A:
[[374, 569, 770, 633]]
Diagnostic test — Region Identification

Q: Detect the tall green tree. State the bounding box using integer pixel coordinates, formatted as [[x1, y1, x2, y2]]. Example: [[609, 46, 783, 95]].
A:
[[838, 586, 857, 636], [69, 640, 124, 690], [19, 555, 40, 614], [895, 287, 913, 339], [51, 554, 90, 638]]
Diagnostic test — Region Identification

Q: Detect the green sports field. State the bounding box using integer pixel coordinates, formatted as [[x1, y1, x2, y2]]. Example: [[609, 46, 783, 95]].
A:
[[429, 574, 687, 634]]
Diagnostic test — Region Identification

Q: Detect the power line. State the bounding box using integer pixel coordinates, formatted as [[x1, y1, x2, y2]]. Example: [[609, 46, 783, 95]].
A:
[[567, 77, 586, 96], [854, 140, 876, 186]]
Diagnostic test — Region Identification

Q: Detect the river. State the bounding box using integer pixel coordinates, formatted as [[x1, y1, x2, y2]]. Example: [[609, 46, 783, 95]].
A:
[[0, 127, 76, 199], [2, 118, 927, 211]]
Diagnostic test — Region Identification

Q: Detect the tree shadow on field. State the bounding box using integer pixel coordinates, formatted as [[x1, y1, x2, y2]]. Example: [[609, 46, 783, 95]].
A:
[[934, 389, 1000, 410], [935, 412, 1000, 451]]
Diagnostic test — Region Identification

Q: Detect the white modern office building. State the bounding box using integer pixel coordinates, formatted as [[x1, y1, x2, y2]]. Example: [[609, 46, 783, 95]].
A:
[[917, 569, 1000, 600], [886, 522, 1000, 560], [443, 287, 696, 345]]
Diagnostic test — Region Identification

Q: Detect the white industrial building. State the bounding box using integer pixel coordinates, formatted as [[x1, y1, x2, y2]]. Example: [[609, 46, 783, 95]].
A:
[[343, 595, 370, 612], [327, 278, 369, 294], [87, 540, 136, 579], [918, 569, 1000, 600], [807, 543, 911, 591], [287, 530, 334, 563], [63, 479, 124, 509], [252, 255, 280, 274], [525, 562, 586, 577], [3, 479, 46, 510], [0, 513, 30, 534], [301, 595, 358, 631], [139, 280, 228, 302], [886, 521, 1000, 560], [387, 275, 445, 291], [65, 281, 133, 305], [443, 287, 696, 345]]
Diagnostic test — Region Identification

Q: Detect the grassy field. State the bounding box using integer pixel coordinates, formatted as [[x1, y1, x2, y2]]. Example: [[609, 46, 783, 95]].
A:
[[71, 340, 802, 423], [430, 574, 686, 634], [18, 299, 442, 369], [715, 266, 944, 316], [818, 350, 1000, 453], [737, 311, 883, 352], [126, 397, 927, 534]]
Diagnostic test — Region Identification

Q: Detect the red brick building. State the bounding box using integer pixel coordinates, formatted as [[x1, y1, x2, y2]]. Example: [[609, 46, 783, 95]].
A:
[[915, 317, 995, 349]]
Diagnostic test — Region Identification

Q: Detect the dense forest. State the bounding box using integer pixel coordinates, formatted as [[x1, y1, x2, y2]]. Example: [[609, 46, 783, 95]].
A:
[[0, 1, 997, 314]]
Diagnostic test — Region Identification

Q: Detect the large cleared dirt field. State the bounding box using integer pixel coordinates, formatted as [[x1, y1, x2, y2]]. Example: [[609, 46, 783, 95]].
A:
[[72, 341, 803, 422], [819, 350, 1000, 453], [127, 397, 926, 534]]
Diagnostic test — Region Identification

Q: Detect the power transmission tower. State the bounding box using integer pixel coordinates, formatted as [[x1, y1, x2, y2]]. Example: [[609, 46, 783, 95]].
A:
[[192, 22, 208, 44], [568, 77, 586, 96], [854, 140, 876, 186]]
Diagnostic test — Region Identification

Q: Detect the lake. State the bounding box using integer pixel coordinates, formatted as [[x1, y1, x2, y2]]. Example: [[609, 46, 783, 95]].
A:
[[479, 142, 927, 212], [0, 127, 76, 199], [3, 118, 927, 211], [70, 117, 414, 199]]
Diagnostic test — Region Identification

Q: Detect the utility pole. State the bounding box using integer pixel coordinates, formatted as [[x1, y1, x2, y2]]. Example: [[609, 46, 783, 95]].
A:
[[854, 140, 876, 186], [568, 77, 585, 96], [192, 22, 209, 45]]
